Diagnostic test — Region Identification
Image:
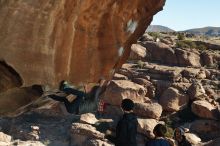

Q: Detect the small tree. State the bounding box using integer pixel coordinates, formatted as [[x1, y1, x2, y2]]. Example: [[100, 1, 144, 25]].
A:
[[175, 41, 189, 48], [197, 44, 207, 51], [177, 33, 185, 40], [175, 40, 196, 49], [148, 32, 161, 41]]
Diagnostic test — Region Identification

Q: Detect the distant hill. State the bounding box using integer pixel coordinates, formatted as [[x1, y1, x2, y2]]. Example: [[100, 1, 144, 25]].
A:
[[183, 27, 220, 36], [146, 25, 175, 32]]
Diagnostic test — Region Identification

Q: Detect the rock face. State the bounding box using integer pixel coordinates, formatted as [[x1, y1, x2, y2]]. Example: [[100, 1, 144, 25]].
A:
[[191, 100, 216, 119], [190, 120, 220, 141], [0, 30, 219, 145], [109, 31, 220, 145], [80, 113, 98, 125], [0, 0, 165, 87], [175, 49, 201, 67], [0, 132, 12, 143], [184, 133, 201, 145], [137, 118, 159, 138], [103, 80, 148, 106], [0, 108, 114, 146], [203, 138, 220, 146], [134, 102, 162, 119], [159, 87, 189, 112], [71, 123, 105, 140], [71, 123, 114, 146], [188, 81, 206, 100], [142, 41, 177, 65], [129, 44, 147, 60], [0, 87, 42, 115], [85, 139, 114, 146]]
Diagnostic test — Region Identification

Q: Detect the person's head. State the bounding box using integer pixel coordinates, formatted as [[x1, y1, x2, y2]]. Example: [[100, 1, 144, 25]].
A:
[[153, 124, 167, 137], [121, 99, 134, 112], [174, 127, 185, 141]]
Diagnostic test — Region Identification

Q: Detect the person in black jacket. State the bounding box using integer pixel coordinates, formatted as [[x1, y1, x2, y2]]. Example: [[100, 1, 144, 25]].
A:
[[174, 127, 192, 146], [116, 99, 138, 146], [48, 80, 100, 114]]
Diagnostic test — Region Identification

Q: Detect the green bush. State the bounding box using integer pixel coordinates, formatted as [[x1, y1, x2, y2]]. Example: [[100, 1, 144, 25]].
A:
[[176, 41, 189, 48], [175, 40, 196, 49], [163, 117, 175, 138], [165, 126, 174, 138], [177, 33, 185, 40], [197, 44, 207, 51], [186, 40, 196, 48], [176, 40, 209, 51], [148, 32, 161, 41]]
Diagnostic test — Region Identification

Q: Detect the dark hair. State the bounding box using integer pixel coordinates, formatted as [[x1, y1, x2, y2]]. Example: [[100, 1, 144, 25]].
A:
[[121, 99, 134, 111], [153, 124, 167, 137]]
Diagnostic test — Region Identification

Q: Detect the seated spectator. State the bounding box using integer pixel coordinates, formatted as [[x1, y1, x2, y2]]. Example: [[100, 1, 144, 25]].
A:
[[146, 124, 170, 146]]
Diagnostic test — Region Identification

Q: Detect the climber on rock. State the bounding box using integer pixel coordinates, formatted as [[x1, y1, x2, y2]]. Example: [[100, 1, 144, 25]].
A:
[[47, 80, 108, 115]]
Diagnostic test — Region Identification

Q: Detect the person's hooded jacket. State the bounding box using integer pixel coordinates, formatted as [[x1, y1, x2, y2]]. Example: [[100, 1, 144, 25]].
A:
[[116, 113, 138, 146]]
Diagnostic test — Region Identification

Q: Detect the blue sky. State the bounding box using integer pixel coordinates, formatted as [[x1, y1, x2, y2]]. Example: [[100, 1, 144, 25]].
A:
[[151, 0, 220, 31]]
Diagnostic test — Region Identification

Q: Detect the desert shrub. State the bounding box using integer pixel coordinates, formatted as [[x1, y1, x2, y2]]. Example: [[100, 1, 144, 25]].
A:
[[177, 33, 185, 40], [200, 35, 209, 41], [197, 44, 207, 51], [164, 126, 174, 138], [137, 60, 145, 68], [176, 41, 189, 48], [175, 40, 196, 49], [148, 32, 161, 41], [163, 118, 175, 138], [185, 40, 196, 48]]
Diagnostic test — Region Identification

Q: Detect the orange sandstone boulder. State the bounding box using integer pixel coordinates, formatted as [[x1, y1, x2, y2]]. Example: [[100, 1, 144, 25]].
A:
[[0, 0, 165, 87]]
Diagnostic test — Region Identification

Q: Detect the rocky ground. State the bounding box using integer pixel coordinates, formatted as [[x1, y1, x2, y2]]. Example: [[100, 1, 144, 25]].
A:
[[0, 32, 219, 146]]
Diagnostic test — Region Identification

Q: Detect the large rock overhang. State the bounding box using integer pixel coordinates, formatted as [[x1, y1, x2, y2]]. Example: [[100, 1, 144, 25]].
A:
[[0, 0, 165, 87]]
